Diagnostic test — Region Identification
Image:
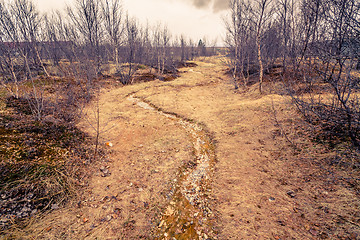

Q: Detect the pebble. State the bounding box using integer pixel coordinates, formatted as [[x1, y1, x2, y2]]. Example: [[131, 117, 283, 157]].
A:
[[287, 190, 296, 198], [51, 204, 59, 210], [100, 166, 111, 177]]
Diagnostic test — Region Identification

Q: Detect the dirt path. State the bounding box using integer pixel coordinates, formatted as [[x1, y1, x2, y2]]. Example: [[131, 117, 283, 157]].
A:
[[26, 57, 360, 239], [128, 94, 216, 239]]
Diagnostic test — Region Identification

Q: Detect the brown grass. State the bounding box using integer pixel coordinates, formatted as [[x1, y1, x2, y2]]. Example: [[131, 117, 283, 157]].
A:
[[4, 56, 359, 239]]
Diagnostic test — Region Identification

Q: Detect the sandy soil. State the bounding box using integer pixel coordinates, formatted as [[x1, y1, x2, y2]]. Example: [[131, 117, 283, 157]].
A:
[[19, 57, 360, 239]]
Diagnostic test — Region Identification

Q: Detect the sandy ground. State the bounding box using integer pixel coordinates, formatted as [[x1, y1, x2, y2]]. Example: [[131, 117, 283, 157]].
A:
[[19, 57, 360, 239]]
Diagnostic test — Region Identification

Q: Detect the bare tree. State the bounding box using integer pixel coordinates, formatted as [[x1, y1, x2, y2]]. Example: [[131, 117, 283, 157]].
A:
[[252, 0, 274, 93], [0, 0, 33, 80], [101, 0, 123, 67], [68, 0, 103, 72], [12, 0, 50, 77], [225, 0, 254, 89], [0, 2, 19, 97], [161, 25, 171, 74], [120, 15, 139, 84], [291, 0, 360, 149]]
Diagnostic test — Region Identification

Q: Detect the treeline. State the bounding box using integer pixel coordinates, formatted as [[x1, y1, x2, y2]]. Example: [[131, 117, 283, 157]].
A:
[[0, 0, 215, 93], [226, 0, 360, 148]]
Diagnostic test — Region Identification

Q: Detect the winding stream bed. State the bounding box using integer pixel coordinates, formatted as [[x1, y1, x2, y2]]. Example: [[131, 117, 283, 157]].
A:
[[128, 94, 217, 239]]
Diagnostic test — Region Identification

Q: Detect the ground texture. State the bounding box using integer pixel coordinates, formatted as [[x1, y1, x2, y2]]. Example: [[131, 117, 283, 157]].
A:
[[16, 57, 360, 239]]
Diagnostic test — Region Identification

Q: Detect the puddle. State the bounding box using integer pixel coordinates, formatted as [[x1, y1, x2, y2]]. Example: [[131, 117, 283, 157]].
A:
[[128, 94, 217, 239]]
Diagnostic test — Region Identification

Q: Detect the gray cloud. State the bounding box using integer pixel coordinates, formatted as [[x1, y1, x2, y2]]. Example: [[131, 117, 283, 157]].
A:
[[186, 0, 229, 12], [213, 0, 230, 13], [190, 0, 211, 9]]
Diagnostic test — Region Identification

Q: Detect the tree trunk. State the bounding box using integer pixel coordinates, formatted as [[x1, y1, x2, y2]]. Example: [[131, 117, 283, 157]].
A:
[[34, 43, 50, 77], [256, 35, 264, 93]]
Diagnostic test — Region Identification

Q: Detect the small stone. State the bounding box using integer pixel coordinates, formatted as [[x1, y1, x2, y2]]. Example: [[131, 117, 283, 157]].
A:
[[51, 204, 59, 210], [114, 208, 122, 215], [100, 167, 111, 177], [287, 190, 296, 198], [105, 215, 112, 221], [269, 197, 276, 202]]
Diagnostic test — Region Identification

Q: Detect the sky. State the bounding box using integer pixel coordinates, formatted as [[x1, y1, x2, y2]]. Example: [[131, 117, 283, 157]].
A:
[[32, 0, 230, 45]]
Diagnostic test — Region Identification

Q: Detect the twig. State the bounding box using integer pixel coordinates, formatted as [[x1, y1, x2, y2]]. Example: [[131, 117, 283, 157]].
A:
[[271, 98, 297, 150]]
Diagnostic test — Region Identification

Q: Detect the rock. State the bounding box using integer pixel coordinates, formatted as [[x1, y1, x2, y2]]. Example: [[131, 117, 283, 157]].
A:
[[114, 208, 122, 215], [51, 204, 59, 210], [105, 215, 112, 221], [269, 197, 276, 202], [287, 190, 296, 198], [100, 166, 111, 177]]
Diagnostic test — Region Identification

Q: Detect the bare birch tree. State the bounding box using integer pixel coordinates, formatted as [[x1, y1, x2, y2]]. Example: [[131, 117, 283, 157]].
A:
[[101, 0, 123, 67], [68, 0, 103, 71], [252, 0, 274, 93], [12, 0, 49, 77]]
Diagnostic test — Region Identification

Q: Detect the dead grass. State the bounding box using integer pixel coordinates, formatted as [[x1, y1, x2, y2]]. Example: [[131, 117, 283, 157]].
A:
[[123, 57, 360, 239], [3, 56, 359, 239], [0, 77, 96, 238]]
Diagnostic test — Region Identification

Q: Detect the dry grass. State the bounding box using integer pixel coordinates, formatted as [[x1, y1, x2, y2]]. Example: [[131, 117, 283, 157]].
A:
[[0, 77, 96, 238], [2, 56, 359, 239]]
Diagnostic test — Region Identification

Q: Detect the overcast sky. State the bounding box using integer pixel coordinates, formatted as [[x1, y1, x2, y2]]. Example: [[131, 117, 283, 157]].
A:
[[32, 0, 230, 45]]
